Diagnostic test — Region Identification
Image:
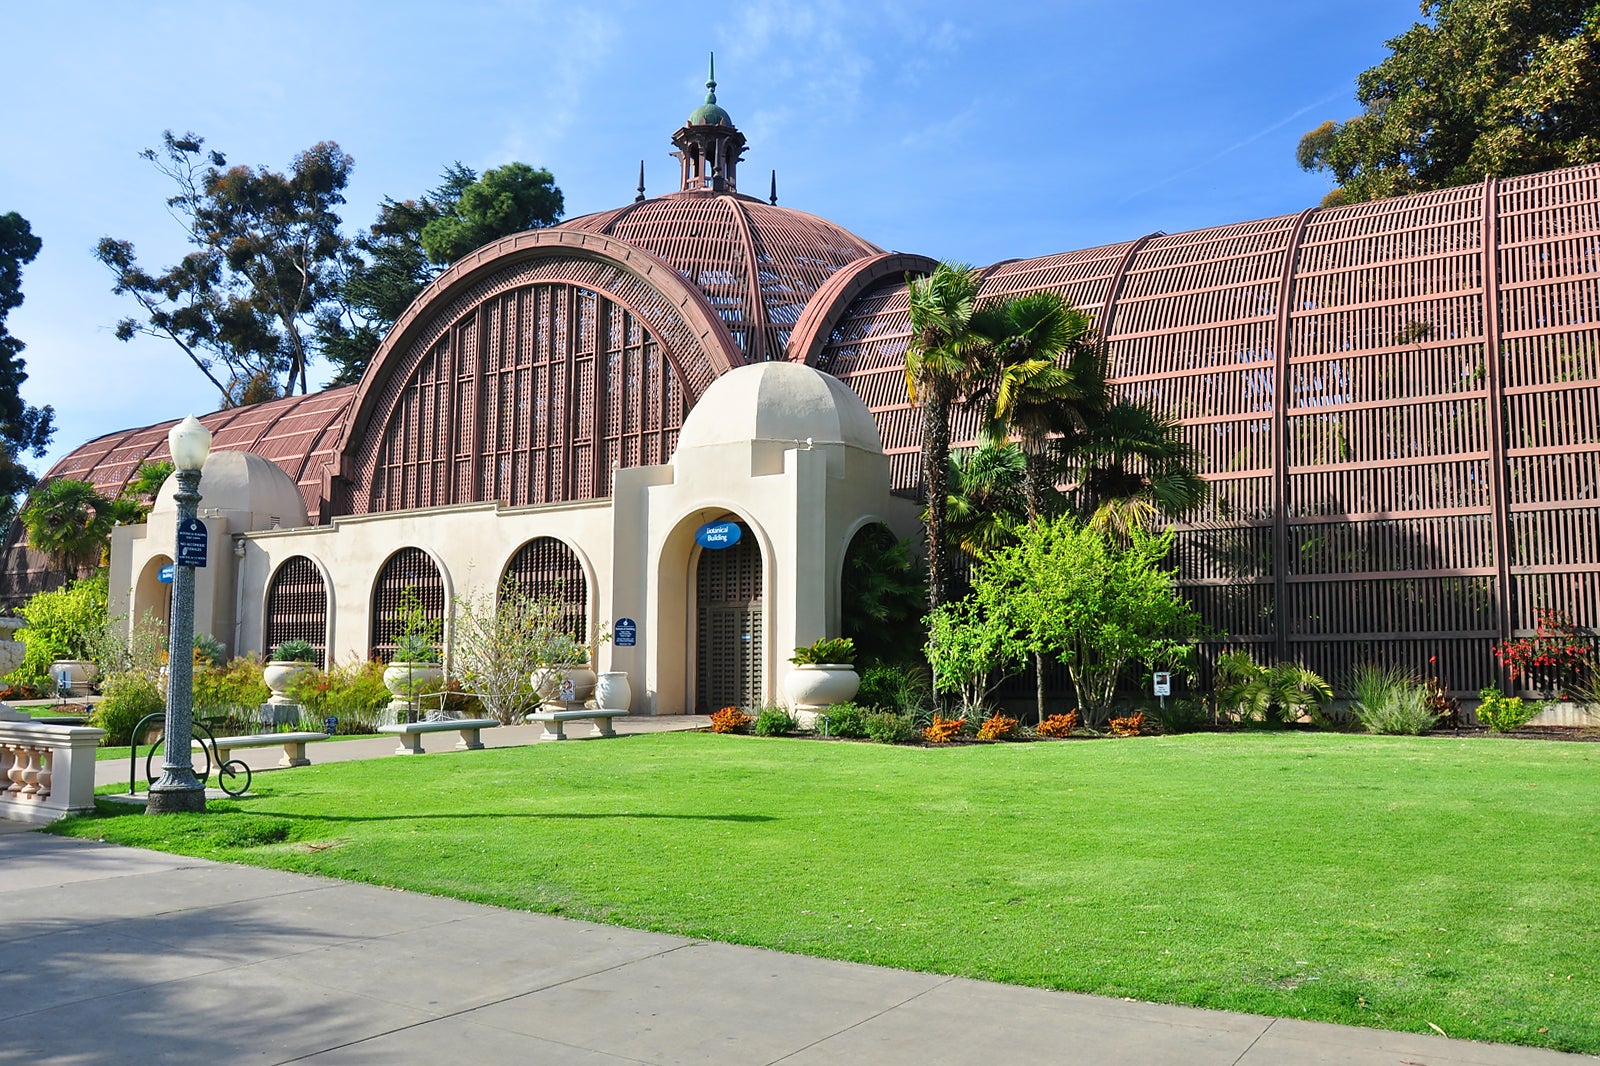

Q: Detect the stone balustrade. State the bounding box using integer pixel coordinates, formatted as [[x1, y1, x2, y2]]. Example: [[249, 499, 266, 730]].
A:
[[0, 706, 106, 825]]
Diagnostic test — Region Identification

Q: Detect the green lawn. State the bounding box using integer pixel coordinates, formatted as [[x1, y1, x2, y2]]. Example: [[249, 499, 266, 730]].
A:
[[46, 731, 1600, 1054]]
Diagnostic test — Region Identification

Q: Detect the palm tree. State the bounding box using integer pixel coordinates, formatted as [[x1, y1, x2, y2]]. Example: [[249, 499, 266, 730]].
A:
[[984, 291, 1102, 524], [943, 440, 1027, 562], [20, 478, 114, 577], [1068, 400, 1207, 544], [904, 262, 995, 612]]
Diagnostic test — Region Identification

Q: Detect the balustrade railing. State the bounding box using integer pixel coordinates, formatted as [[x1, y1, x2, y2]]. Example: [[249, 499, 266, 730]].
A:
[[0, 707, 105, 825]]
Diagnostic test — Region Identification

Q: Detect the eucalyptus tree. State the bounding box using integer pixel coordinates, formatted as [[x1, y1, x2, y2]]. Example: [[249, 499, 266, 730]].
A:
[[96, 131, 355, 405]]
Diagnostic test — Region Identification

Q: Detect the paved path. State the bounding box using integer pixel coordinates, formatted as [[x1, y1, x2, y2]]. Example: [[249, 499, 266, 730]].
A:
[[94, 715, 713, 790], [1, 718, 1590, 1064]]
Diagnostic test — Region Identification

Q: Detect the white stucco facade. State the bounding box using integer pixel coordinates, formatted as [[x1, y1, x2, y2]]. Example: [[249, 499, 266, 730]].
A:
[[109, 363, 919, 716]]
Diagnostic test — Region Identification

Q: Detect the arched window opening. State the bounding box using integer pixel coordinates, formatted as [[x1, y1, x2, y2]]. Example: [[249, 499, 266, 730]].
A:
[[502, 537, 587, 641], [370, 548, 445, 663], [265, 556, 329, 666]]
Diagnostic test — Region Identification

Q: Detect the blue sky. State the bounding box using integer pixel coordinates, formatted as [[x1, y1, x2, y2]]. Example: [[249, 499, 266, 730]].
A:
[[4, 1, 1418, 475]]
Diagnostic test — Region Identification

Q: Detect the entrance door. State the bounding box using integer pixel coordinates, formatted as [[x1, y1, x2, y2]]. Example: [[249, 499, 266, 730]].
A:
[[695, 525, 762, 712]]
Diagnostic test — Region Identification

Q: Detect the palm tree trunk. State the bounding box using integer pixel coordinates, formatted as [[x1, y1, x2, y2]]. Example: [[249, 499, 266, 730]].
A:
[[922, 397, 952, 614]]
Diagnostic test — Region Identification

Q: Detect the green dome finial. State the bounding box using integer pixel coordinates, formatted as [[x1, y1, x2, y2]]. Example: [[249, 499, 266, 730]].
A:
[[688, 52, 732, 126]]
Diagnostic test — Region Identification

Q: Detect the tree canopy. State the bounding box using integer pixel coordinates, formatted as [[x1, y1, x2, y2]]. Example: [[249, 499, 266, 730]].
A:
[[1298, 1, 1600, 204], [0, 212, 56, 519]]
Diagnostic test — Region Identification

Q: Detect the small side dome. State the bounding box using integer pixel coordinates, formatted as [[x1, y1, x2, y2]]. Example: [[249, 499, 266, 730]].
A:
[[149, 450, 309, 530], [674, 362, 883, 456]]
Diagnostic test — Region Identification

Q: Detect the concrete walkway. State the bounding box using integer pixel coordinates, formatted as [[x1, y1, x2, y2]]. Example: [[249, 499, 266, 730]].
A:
[[1, 720, 1590, 1064]]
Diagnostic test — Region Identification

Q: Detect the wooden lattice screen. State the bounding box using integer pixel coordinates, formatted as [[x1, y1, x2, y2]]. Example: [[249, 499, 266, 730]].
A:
[[696, 525, 763, 712], [369, 547, 446, 663], [264, 556, 328, 666], [820, 164, 1600, 698], [502, 537, 587, 642]]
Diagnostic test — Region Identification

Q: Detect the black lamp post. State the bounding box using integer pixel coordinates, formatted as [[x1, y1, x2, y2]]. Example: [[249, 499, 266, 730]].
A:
[[146, 415, 212, 815]]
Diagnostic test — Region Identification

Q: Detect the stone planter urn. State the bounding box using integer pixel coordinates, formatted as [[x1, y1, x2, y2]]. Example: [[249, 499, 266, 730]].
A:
[[262, 660, 314, 707], [595, 670, 632, 712], [383, 661, 444, 716], [536, 664, 597, 704], [50, 659, 98, 698], [785, 664, 860, 726]]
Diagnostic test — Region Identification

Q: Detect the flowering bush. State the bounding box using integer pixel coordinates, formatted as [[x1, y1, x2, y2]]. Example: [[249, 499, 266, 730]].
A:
[[1035, 712, 1079, 738], [1492, 609, 1593, 697], [976, 714, 1020, 740], [709, 706, 753, 734], [1109, 712, 1146, 737], [923, 715, 965, 744]]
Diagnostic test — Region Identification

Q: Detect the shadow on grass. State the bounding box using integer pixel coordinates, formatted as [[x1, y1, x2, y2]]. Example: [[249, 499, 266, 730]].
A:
[[77, 800, 773, 825]]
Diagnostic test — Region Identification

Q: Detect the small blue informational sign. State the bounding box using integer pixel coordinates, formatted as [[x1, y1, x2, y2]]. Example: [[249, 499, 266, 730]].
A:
[[158, 564, 175, 584], [695, 521, 742, 550], [614, 618, 638, 647], [175, 516, 208, 568]]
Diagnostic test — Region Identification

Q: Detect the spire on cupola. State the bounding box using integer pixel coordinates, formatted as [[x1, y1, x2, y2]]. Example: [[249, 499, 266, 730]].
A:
[[672, 53, 747, 193]]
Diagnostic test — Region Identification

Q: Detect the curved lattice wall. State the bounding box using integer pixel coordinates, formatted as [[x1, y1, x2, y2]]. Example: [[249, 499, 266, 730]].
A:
[[821, 163, 1600, 696], [347, 264, 694, 514]]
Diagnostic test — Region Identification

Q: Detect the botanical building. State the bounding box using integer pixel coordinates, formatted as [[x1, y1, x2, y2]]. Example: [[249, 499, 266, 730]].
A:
[[13, 75, 1600, 706]]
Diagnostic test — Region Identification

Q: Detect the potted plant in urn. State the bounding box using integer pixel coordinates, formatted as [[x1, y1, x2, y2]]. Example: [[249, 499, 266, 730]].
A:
[[383, 590, 444, 722], [784, 637, 859, 725], [263, 639, 317, 707], [533, 633, 596, 704]]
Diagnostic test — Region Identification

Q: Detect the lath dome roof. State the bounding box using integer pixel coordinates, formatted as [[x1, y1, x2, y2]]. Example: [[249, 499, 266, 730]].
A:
[[558, 193, 881, 363]]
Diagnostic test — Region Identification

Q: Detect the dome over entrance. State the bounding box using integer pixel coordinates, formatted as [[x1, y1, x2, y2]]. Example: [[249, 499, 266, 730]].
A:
[[674, 361, 882, 455]]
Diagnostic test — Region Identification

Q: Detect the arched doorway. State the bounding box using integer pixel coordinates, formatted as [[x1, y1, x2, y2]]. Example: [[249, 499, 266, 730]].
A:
[[132, 555, 173, 635], [265, 556, 329, 666], [694, 521, 762, 712]]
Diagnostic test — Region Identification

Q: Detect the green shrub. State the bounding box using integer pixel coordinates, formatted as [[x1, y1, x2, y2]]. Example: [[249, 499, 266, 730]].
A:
[[270, 639, 316, 663], [192, 656, 270, 728], [855, 662, 933, 716], [1215, 650, 1334, 726], [1147, 697, 1208, 734], [91, 672, 165, 745], [1477, 686, 1540, 732], [863, 710, 917, 744], [193, 632, 226, 667], [1350, 665, 1436, 735], [8, 576, 109, 690], [790, 637, 856, 666], [753, 706, 798, 736], [285, 659, 391, 734], [822, 701, 869, 738]]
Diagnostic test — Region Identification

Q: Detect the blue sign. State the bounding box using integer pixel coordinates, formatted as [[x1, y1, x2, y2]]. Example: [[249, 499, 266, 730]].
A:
[[175, 516, 207, 568], [614, 618, 637, 647], [158, 564, 175, 584], [695, 521, 742, 550]]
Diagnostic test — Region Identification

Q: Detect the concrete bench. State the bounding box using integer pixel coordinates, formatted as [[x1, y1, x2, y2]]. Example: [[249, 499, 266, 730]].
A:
[[376, 718, 499, 755], [525, 706, 630, 741], [205, 731, 329, 768]]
